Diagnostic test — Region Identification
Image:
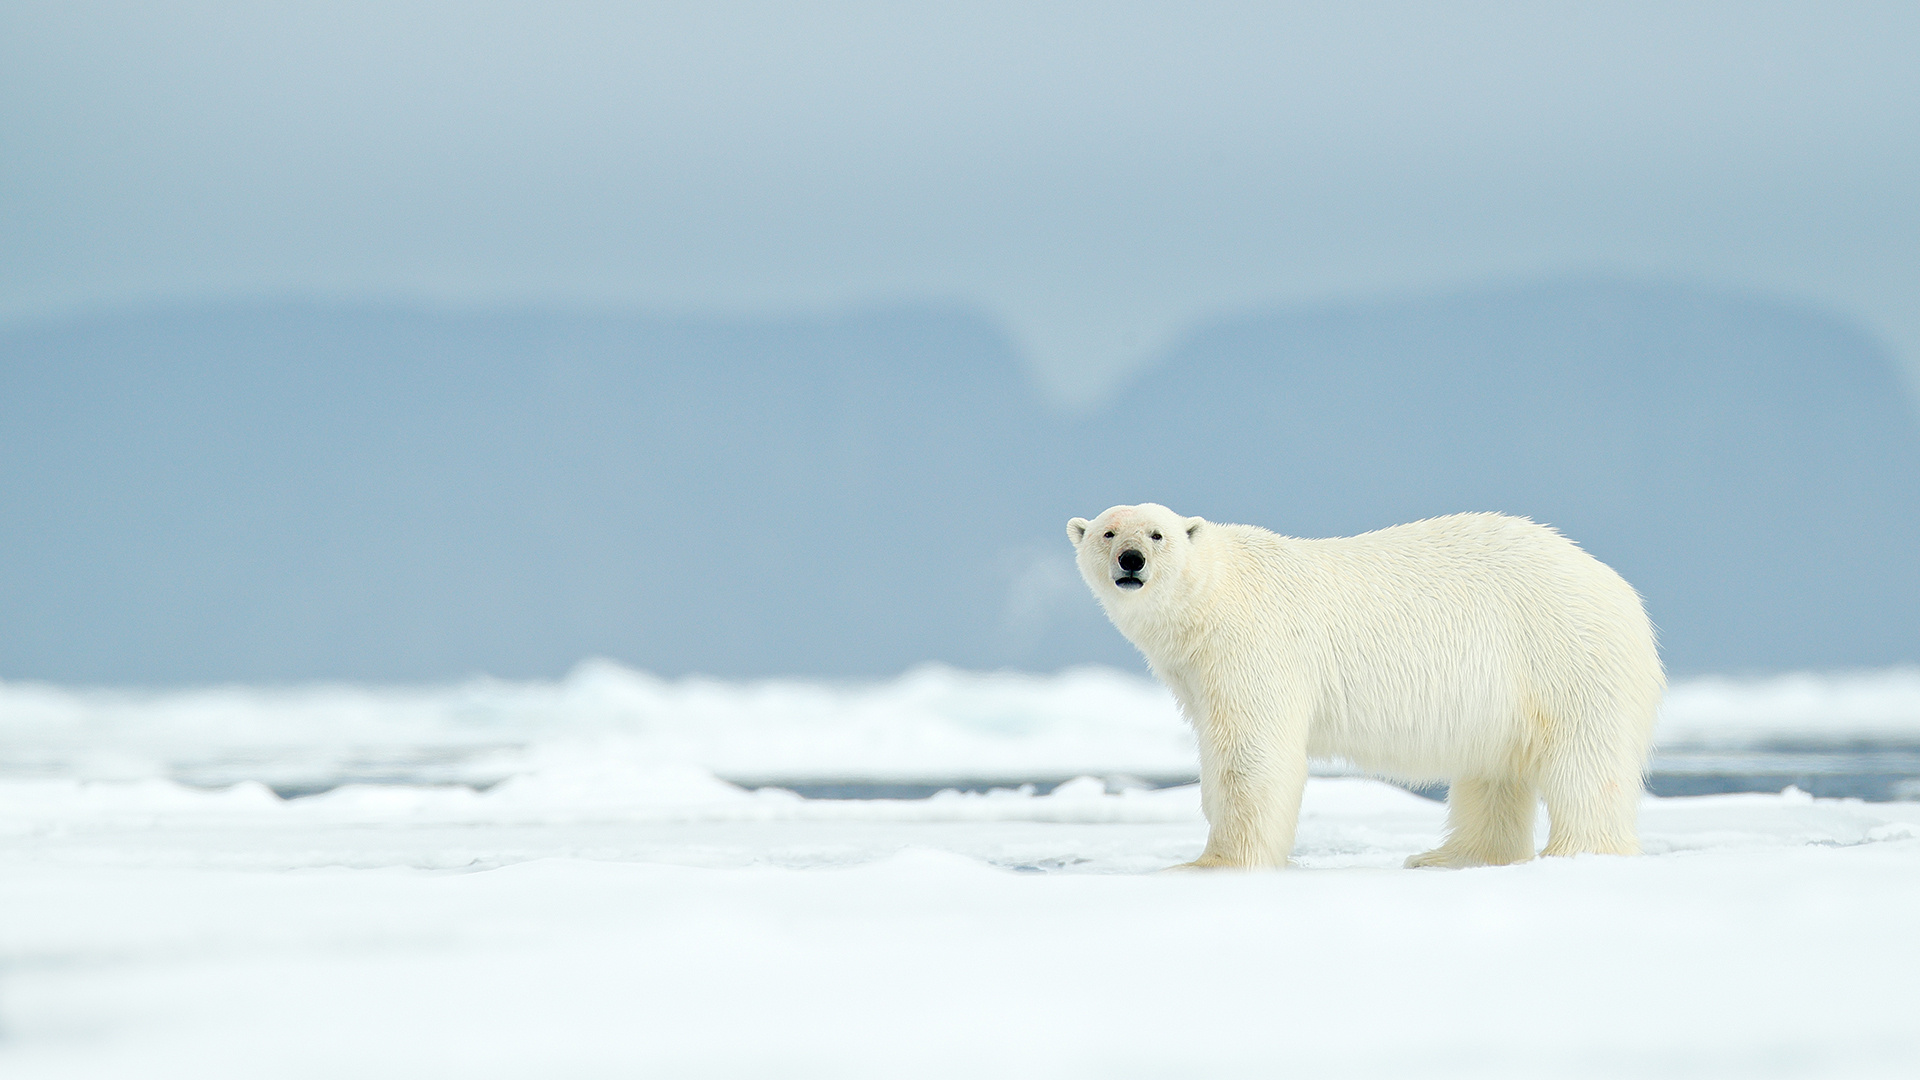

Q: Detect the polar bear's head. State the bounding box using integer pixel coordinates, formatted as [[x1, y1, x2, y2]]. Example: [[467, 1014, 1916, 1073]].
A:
[[1067, 503, 1206, 602]]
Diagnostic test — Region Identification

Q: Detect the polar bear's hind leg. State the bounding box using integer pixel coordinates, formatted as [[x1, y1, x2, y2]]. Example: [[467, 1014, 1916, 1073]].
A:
[[1539, 753, 1643, 857], [1404, 776, 1539, 868], [1536, 706, 1648, 857]]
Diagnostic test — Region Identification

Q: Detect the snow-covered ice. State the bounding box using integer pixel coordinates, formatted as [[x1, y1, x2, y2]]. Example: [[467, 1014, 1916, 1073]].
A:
[[7, 660, 1917, 790], [0, 662, 1199, 790], [3, 664, 1919, 1077]]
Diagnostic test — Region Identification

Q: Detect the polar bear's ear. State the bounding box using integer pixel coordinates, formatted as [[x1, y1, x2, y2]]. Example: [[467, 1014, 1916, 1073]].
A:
[[1185, 517, 1204, 539], [1067, 518, 1089, 544]]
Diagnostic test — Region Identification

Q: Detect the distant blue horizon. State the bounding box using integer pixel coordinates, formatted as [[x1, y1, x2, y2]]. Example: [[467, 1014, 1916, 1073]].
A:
[[7, 271, 1915, 418], [4, 277, 1915, 684]]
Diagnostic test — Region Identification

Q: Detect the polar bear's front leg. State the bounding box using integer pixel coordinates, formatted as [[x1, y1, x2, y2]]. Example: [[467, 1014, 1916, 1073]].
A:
[[1177, 710, 1310, 869]]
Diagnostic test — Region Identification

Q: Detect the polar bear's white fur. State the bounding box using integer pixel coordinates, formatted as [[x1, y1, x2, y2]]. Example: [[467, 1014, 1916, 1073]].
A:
[[1067, 504, 1664, 869]]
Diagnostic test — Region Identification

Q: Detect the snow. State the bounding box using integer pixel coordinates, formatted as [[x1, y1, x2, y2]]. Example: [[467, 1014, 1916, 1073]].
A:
[[0, 662, 1198, 789], [6, 660, 1916, 792], [3, 663, 1920, 1076], [1658, 668, 1920, 745]]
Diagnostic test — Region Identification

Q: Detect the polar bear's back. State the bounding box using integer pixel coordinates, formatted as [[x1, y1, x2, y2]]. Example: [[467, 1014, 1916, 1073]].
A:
[[1219, 512, 1662, 778]]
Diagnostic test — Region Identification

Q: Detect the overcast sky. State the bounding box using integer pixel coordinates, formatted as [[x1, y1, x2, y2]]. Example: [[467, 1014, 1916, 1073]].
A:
[[4, 2, 1917, 404]]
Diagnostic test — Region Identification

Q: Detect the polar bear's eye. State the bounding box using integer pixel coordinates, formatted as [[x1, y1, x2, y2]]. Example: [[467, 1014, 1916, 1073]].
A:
[[1151, 532, 1162, 541], [1103, 531, 1114, 538]]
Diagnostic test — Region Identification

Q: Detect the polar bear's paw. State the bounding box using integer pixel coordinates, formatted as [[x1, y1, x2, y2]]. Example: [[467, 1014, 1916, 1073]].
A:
[[1162, 853, 1285, 872], [1403, 847, 1475, 869], [1162, 857, 1234, 872], [1403, 846, 1534, 869]]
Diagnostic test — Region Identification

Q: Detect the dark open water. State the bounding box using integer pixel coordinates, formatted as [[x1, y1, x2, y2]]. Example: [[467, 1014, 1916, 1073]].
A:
[[729, 742, 1920, 803], [158, 741, 1918, 803]]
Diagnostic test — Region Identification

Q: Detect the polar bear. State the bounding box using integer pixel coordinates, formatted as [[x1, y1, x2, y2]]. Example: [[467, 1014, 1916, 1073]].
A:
[[1068, 504, 1663, 869]]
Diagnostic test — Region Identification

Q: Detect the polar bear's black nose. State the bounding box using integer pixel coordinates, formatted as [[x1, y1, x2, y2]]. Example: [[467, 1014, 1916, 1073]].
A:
[[1118, 549, 1146, 573]]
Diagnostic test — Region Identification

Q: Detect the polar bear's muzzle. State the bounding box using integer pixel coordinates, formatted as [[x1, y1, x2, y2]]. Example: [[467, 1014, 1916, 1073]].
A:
[[1113, 548, 1147, 590]]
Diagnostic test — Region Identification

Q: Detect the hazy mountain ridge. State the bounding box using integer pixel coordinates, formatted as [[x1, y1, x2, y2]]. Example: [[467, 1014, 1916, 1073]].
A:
[[2, 282, 1915, 683], [2, 303, 1054, 681], [1069, 280, 1920, 672]]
